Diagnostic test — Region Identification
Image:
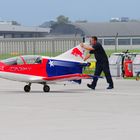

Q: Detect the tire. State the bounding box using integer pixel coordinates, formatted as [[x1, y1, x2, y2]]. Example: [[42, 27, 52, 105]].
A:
[[43, 85, 50, 92], [24, 85, 31, 92]]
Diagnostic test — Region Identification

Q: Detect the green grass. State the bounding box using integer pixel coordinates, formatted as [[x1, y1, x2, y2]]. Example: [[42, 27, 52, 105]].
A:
[[1, 49, 140, 60], [0, 54, 19, 60], [124, 77, 137, 80], [0, 52, 62, 60], [106, 49, 140, 56]]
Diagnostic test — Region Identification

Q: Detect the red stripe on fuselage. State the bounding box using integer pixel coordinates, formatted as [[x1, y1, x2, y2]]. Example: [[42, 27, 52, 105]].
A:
[[43, 74, 90, 81]]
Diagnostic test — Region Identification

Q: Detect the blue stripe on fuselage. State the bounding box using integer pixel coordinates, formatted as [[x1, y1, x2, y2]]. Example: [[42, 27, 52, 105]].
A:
[[46, 59, 83, 77]]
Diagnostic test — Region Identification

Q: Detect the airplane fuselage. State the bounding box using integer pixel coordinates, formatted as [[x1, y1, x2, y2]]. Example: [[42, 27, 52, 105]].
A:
[[0, 55, 84, 83], [0, 45, 91, 92]]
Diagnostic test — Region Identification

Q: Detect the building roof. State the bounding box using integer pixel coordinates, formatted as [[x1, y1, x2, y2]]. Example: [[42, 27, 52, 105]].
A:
[[0, 24, 50, 33], [73, 22, 140, 37]]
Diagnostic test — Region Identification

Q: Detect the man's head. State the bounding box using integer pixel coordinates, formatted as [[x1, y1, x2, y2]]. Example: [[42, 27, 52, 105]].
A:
[[90, 36, 98, 45]]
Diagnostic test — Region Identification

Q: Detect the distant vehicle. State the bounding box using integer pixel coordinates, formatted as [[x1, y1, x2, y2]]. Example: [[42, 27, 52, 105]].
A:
[[0, 45, 98, 92]]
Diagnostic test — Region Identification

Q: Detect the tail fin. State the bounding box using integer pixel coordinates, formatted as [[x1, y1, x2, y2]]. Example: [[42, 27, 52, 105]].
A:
[[55, 44, 86, 62]]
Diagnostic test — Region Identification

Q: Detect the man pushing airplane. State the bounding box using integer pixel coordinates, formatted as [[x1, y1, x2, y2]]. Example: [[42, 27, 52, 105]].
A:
[[0, 35, 113, 92], [80, 36, 114, 90]]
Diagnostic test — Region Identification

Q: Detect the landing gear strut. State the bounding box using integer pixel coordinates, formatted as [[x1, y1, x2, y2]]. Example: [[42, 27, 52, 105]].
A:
[[24, 83, 31, 92]]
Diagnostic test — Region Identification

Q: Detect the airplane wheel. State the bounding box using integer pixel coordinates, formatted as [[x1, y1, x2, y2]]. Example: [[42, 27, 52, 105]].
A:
[[43, 85, 50, 92], [24, 85, 31, 92]]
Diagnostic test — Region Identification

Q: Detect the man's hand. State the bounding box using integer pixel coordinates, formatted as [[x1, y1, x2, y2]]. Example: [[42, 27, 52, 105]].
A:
[[80, 43, 94, 51], [83, 54, 91, 61]]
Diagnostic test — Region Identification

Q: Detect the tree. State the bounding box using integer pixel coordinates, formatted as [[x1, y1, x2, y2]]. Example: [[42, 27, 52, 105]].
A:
[[39, 20, 56, 28], [11, 21, 21, 25], [56, 15, 70, 24]]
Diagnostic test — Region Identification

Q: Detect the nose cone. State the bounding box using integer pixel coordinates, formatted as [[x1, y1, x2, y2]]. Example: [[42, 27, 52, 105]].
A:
[[0, 61, 5, 71], [0, 61, 5, 65]]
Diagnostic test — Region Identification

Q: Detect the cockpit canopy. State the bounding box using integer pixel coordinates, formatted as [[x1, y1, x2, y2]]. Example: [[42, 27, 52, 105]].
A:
[[1, 55, 42, 65]]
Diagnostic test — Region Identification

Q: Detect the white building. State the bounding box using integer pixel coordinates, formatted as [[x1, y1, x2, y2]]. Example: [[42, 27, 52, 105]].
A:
[[0, 23, 50, 38]]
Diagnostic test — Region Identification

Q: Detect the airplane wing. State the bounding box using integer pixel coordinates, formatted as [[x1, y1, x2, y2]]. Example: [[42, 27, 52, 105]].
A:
[[43, 74, 103, 82]]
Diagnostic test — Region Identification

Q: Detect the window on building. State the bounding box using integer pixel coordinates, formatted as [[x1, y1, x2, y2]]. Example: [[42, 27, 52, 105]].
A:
[[104, 39, 115, 45], [118, 39, 130, 45], [5, 34, 12, 38], [23, 34, 32, 38], [14, 34, 22, 38], [98, 39, 103, 45], [132, 38, 140, 45], [0, 33, 4, 38]]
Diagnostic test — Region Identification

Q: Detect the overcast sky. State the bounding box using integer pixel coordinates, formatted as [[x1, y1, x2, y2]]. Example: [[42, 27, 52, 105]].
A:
[[0, 0, 140, 26]]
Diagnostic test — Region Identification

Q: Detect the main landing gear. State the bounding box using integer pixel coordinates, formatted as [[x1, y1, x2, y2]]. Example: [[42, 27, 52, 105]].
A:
[[24, 83, 50, 93], [43, 85, 50, 92], [24, 84, 31, 92]]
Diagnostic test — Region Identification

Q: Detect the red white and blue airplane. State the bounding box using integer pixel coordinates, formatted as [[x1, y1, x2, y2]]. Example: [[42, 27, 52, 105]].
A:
[[0, 44, 98, 92]]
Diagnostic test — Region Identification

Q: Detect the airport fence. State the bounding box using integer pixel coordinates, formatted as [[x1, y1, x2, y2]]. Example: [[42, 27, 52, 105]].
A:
[[0, 37, 140, 60], [0, 37, 82, 59]]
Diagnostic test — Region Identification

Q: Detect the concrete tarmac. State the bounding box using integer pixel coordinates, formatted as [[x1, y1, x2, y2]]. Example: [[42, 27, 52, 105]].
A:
[[0, 78, 140, 140]]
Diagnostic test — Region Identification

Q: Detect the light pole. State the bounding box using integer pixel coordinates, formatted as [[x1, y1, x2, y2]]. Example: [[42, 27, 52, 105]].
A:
[[115, 32, 118, 52]]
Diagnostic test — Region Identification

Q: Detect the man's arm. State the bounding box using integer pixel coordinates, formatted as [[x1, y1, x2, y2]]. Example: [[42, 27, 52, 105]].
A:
[[84, 54, 91, 61], [80, 43, 94, 51]]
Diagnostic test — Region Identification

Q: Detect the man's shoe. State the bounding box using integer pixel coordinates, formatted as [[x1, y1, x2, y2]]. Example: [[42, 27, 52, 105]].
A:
[[87, 84, 95, 90], [107, 86, 114, 90]]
